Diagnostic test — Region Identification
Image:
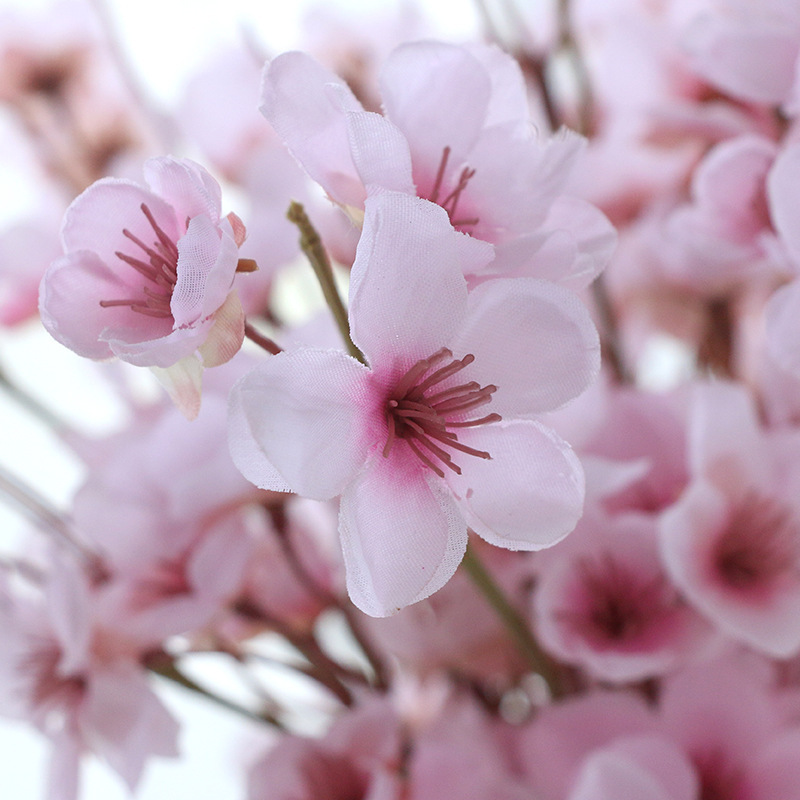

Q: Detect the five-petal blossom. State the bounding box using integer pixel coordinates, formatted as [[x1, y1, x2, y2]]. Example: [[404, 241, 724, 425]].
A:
[[229, 192, 600, 616], [39, 156, 247, 417]]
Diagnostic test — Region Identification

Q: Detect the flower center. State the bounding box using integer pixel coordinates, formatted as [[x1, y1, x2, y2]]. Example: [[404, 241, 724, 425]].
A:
[[564, 554, 674, 643], [99, 202, 179, 318], [714, 493, 800, 592], [427, 146, 479, 229], [382, 347, 500, 477]]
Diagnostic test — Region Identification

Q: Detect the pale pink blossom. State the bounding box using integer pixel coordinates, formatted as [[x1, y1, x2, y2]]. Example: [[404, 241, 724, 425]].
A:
[[660, 381, 800, 657], [516, 690, 662, 800], [71, 393, 257, 644], [261, 41, 614, 287], [533, 508, 712, 683], [664, 134, 788, 293], [0, 561, 179, 798], [39, 156, 247, 417], [229, 191, 599, 615], [660, 652, 800, 800], [683, 0, 800, 113], [247, 699, 402, 800]]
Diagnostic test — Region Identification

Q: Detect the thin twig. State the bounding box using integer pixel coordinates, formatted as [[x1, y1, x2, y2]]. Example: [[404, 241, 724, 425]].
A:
[[146, 652, 284, 729], [461, 541, 565, 698], [244, 322, 283, 355], [0, 465, 102, 572], [286, 202, 365, 365]]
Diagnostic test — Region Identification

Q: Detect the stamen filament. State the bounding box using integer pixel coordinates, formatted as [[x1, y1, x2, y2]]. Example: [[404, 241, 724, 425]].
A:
[[383, 350, 500, 474], [429, 146, 451, 205]]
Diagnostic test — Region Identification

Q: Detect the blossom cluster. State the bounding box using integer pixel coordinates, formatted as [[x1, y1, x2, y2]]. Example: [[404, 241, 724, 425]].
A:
[[3, 0, 800, 798]]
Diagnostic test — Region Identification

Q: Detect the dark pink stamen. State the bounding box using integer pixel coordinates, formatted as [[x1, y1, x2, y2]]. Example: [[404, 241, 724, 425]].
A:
[[99, 203, 179, 318], [383, 347, 500, 477], [427, 147, 479, 229]]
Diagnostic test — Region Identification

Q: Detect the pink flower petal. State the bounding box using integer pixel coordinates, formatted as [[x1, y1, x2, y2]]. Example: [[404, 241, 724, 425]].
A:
[[660, 480, 800, 657], [82, 664, 179, 789], [229, 348, 375, 500], [105, 318, 212, 367], [345, 110, 415, 194], [450, 277, 600, 417], [339, 452, 467, 616], [39, 250, 144, 359], [61, 179, 177, 273], [348, 192, 475, 367], [143, 156, 222, 225], [380, 42, 491, 183], [260, 51, 366, 209], [447, 420, 585, 550], [197, 290, 245, 368], [768, 141, 800, 267], [685, 15, 798, 105], [172, 214, 235, 327]]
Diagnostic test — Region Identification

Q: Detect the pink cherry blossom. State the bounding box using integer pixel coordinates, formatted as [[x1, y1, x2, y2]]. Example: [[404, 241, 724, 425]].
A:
[[533, 508, 713, 683], [659, 382, 800, 657], [39, 156, 246, 417], [0, 559, 179, 799], [683, 0, 800, 112], [229, 191, 600, 615], [247, 699, 402, 800], [260, 41, 615, 287], [660, 651, 800, 800]]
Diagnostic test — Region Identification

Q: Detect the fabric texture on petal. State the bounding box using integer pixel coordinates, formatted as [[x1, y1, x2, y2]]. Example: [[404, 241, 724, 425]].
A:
[[447, 420, 585, 550], [339, 452, 467, 616], [380, 41, 491, 181], [229, 348, 375, 500], [260, 51, 366, 208], [348, 192, 470, 367], [451, 277, 600, 417], [143, 156, 222, 225]]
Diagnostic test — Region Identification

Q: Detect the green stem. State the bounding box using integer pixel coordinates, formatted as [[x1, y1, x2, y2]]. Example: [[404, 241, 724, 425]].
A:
[[147, 654, 284, 729], [556, 0, 595, 137], [461, 541, 565, 698], [286, 201, 365, 365]]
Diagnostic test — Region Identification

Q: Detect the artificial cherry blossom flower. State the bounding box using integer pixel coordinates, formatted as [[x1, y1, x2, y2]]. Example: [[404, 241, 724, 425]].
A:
[[39, 156, 247, 417], [0, 559, 179, 799], [533, 508, 713, 683], [229, 191, 599, 616], [261, 41, 614, 287], [659, 381, 800, 657]]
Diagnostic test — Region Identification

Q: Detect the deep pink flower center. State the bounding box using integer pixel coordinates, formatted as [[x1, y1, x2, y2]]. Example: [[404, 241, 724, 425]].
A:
[[21, 639, 86, 716], [382, 347, 500, 478], [563, 554, 674, 643], [427, 146, 479, 229], [693, 749, 745, 800], [714, 493, 799, 592], [99, 202, 179, 318]]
